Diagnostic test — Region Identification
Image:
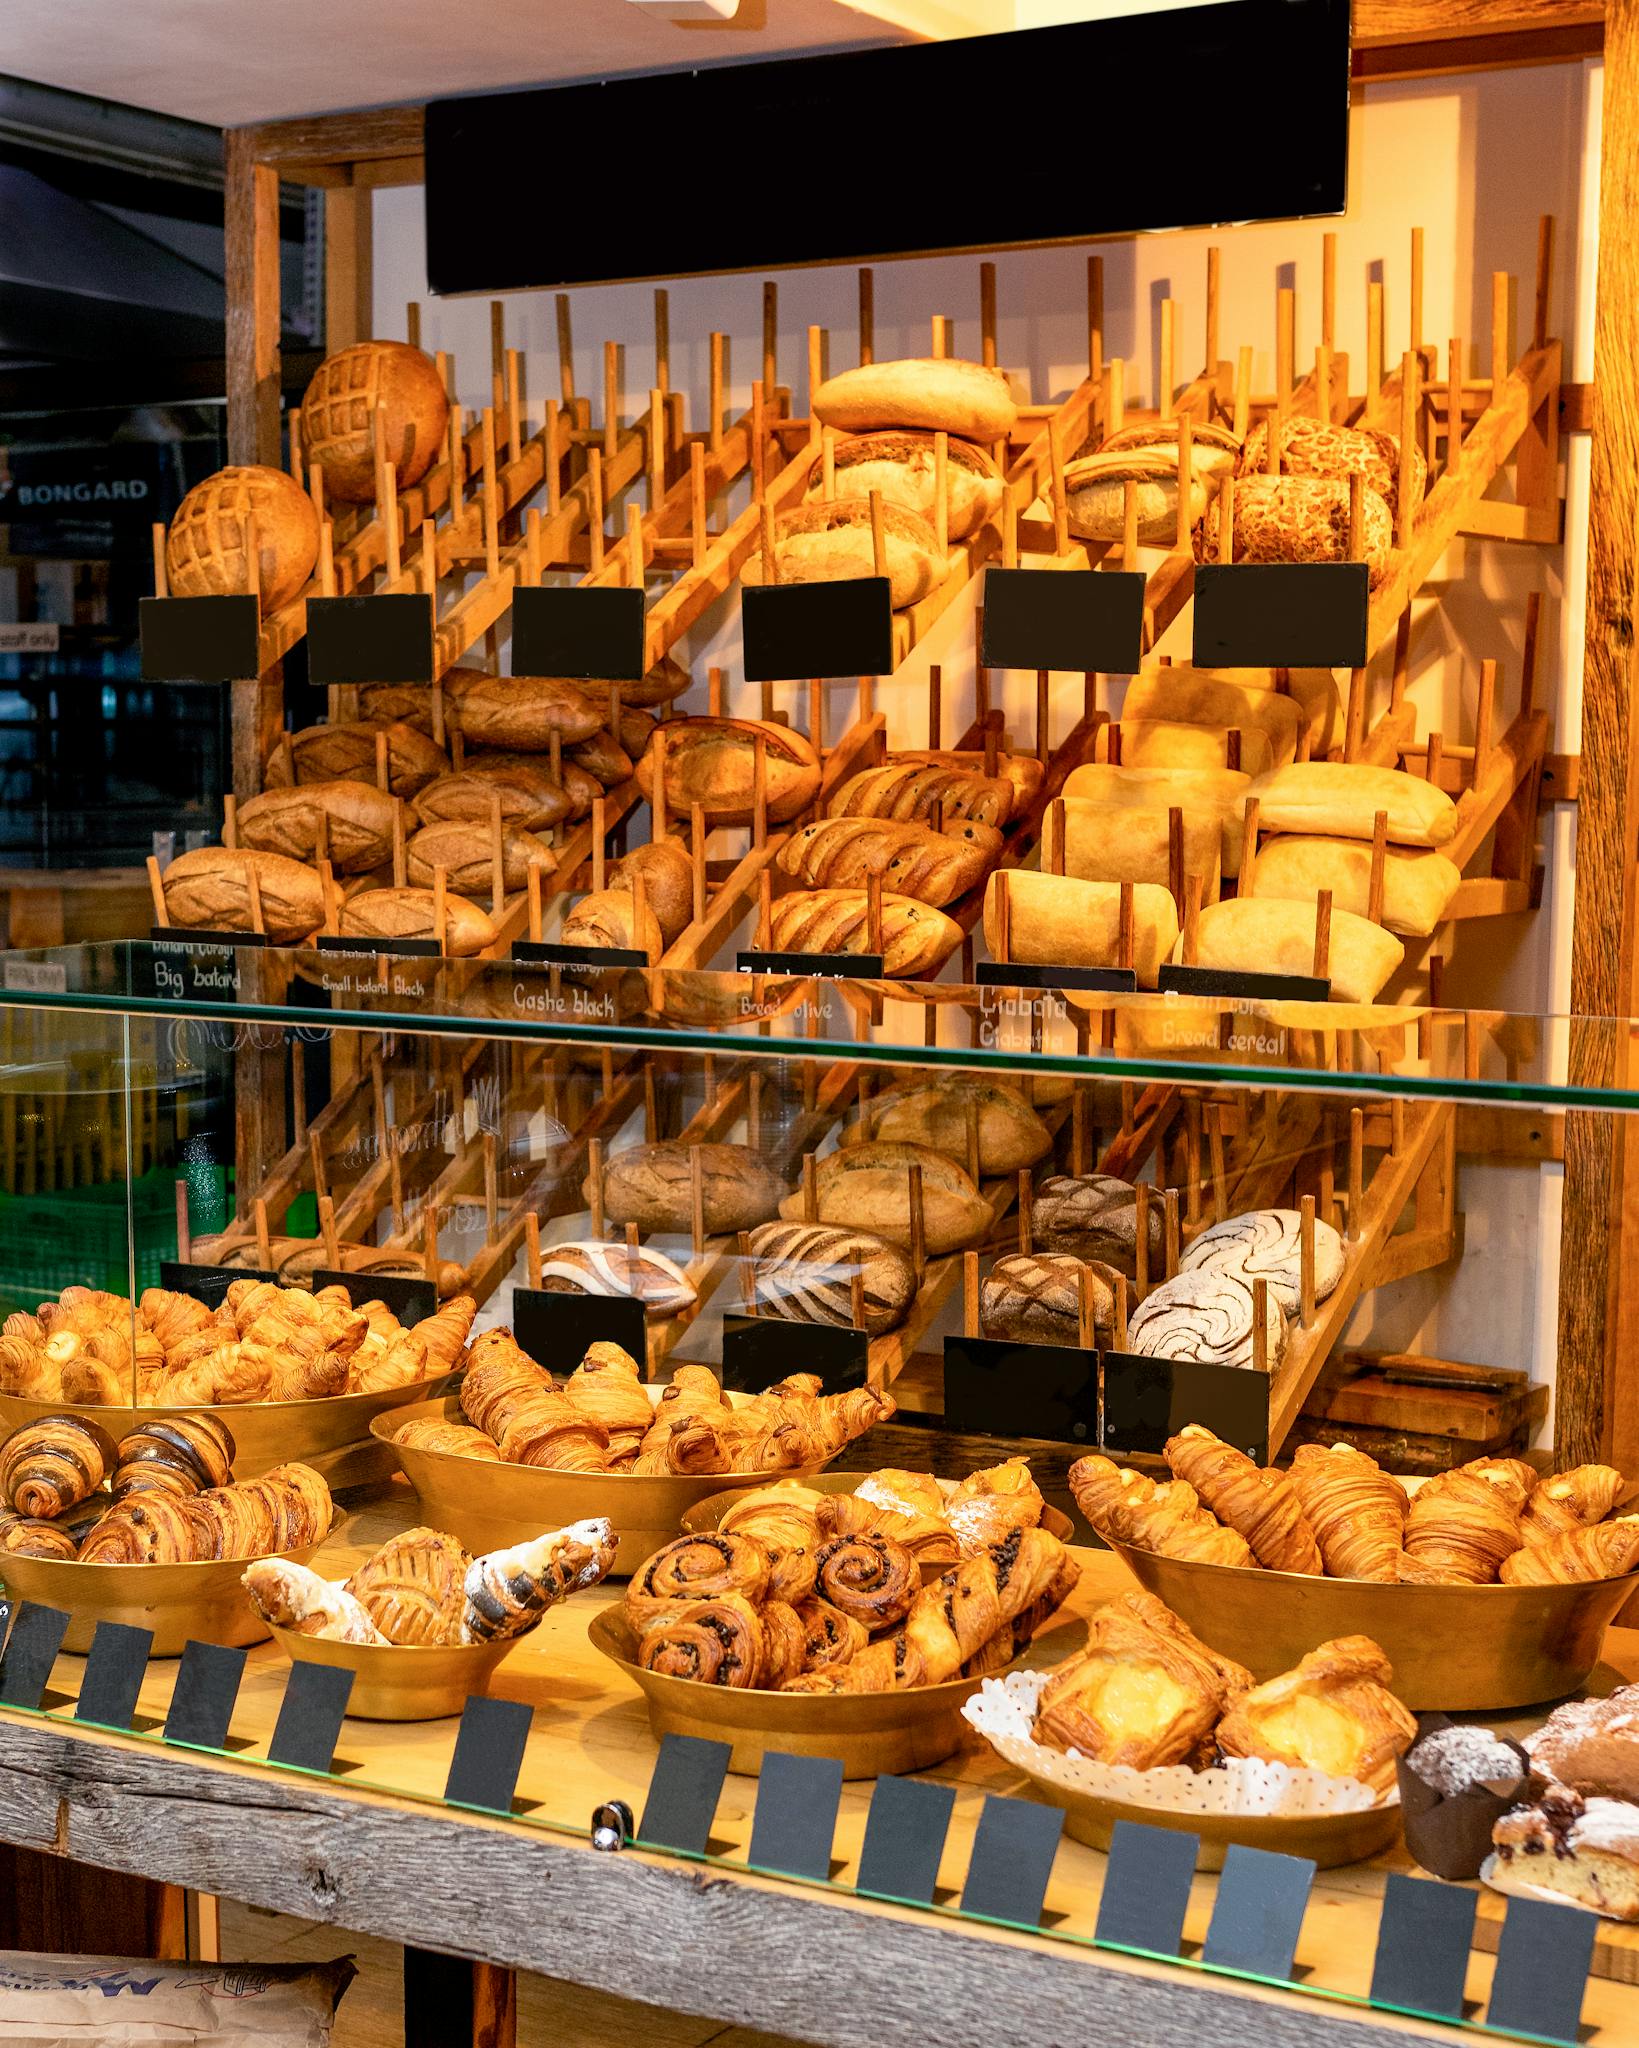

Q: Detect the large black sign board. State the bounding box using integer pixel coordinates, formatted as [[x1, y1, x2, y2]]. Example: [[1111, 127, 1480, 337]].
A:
[[1158, 963, 1330, 1004], [855, 1776, 957, 1907], [981, 566, 1146, 676], [943, 1336, 1098, 1447], [976, 963, 1139, 994], [160, 1260, 284, 1309], [306, 593, 435, 686], [512, 941, 648, 972], [1095, 1821, 1199, 1958], [1200, 1846, 1315, 1981], [1192, 562, 1370, 670], [75, 1621, 153, 1732], [164, 1641, 249, 1754], [746, 1752, 845, 1883], [311, 1269, 437, 1328], [444, 1695, 534, 1816], [139, 594, 261, 683], [512, 586, 646, 682], [513, 1287, 648, 1372], [267, 1661, 355, 1774], [736, 950, 884, 979], [721, 1315, 868, 1395], [0, 1603, 70, 1710], [742, 580, 893, 684], [958, 1794, 1065, 1930], [637, 1733, 733, 1857], [1485, 1896, 1597, 2046], [1101, 1353, 1268, 1463], [1368, 1874, 1477, 2023]]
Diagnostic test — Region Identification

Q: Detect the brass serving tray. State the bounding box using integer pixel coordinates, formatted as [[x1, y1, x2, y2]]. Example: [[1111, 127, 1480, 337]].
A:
[[1107, 1539, 1639, 1711], [373, 1393, 829, 1578], [266, 1625, 519, 1722], [0, 1373, 459, 1481]]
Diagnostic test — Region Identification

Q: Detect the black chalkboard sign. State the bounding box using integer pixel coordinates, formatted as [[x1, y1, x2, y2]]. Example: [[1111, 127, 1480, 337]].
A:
[[160, 1261, 284, 1307], [981, 567, 1145, 676], [315, 934, 442, 959], [512, 586, 645, 682], [976, 963, 1138, 993], [310, 1269, 438, 1328], [1101, 1352, 1268, 1462], [721, 1315, 868, 1394], [512, 941, 648, 971], [742, 580, 893, 683], [513, 1286, 648, 1369], [306, 593, 435, 685], [943, 1335, 1098, 1447], [736, 950, 883, 978], [1158, 963, 1330, 1004], [140, 594, 261, 683], [1192, 562, 1369, 670]]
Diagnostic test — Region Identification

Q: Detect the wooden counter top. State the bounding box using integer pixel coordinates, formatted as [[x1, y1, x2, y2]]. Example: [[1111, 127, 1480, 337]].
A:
[[1, 1480, 1636, 2048]]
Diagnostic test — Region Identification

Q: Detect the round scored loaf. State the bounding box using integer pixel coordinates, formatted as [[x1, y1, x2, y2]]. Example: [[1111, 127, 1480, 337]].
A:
[[1099, 420, 1242, 475], [812, 357, 1018, 443], [595, 1142, 789, 1235], [1248, 833, 1461, 937], [300, 340, 450, 503], [1031, 1174, 1163, 1279], [636, 718, 821, 827], [1197, 474, 1394, 586], [1127, 1267, 1288, 1373], [560, 887, 664, 961], [339, 886, 496, 957], [1181, 1207, 1346, 1316], [405, 820, 557, 894], [162, 847, 324, 943], [804, 432, 1003, 542], [166, 465, 319, 613], [779, 1141, 990, 1256], [238, 780, 398, 875], [1177, 896, 1405, 1004], [1248, 761, 1458, 848], [745, 1221, 916, 1336], [1238, 413, 1427, 520], [745, 498, 946, 610], [979, 1252, 1121, 1348], [982, 870, 1181, 989], [610, 840, 695, 946]]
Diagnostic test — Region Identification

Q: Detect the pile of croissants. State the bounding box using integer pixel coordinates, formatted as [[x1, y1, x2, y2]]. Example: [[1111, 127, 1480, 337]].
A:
[[395, 1336, 895, 1477], [1072, 1426, 1639, 1587], [0, 1282, 474, 1407], [0, 1409, 331, 1564]]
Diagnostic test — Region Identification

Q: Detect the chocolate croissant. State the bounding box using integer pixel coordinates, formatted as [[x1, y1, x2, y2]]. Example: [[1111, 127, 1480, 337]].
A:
[[460, 1516, 617, 1643], [0, 1415, 118, 1519], [112, 1415, 236, 1501], [0, 1508, 81, 1558]]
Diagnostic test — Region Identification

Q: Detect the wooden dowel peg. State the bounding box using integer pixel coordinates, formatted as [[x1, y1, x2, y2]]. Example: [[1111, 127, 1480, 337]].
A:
[[391, 794, 407, 886], [1448, 338, 1464, 470], [525, 1212, 543, 1291], [1366, 280, 1384, 403], [1233, 346, 1251, 443], [1427, 729, 1445, 789], [1168, 806, 1185, 912], [856, 267, 874, 366], [1239, 796, 1260, 891], [807, 326, 825, 440], [1252, 1275, 1269, 1375], [1397, 350, 1421, 543], [933, 430, 949, 556], [930, 313, 948, 360], [432, 865, 448, 952], [1410, 226, 1425, 351], [928, 665, 942, 749], [1087, 254, 1103, 386], [1216, 475, 1236, 564], [1475, 657, 1496, 783], [1226, 726, 1243, 774], [1312, 890, 1332, 981], [1035, 667, 1050, 765], [1159, 297, 1175, 420], [1121, 478, 1138, 571], [527, 862, 545, 944], [587, 1137, 605, 1238], [965, 1094, 982, 1189], [1368, 811, 1388, 925], [869, 489, 889, 579], [1174, 413, 1193, 553], [1163, 1189, 1181, 1279], [1118, 881, 1135, 972], [753, 734, 768, 848], [1182, 872, 1203, 965], [480, 407, 500, 578], [709, 331, 725, 453], [1113, 1271, 1130, 1350], [1348, 1107, 1364, 1236], [962, 1251, 979, 1338], [1347, 470, 1365, 563], [993, 869, 1011, 964], [906, 1162, 927, 1283], [591, 795, 607, 893], [151, 522, 169, 597], [1534, 214, 1554, 351], [1209, 1106, 1228, 1223], [980, 260, 998, 369], [1492, 269, 1511, 409], [689, 803, 708, 927], [1107, 353, 1125, 437], [1315, 341, 1332, 425]]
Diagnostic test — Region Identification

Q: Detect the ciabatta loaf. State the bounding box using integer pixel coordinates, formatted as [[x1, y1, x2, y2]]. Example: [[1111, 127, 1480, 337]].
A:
[[636, 718, 820, 826], [982, 870, 1180, 989], [1040, 796, 1221, 902], [1121, 671, 1302, 769], [812, 357, 1017, 442], [1093, 718, 1275, 780], [1177, 897, 1404, 1003], [1063, 762, 1252, 877], [1249, 833, 1461, 937], [1249, 761, 1458, 847]]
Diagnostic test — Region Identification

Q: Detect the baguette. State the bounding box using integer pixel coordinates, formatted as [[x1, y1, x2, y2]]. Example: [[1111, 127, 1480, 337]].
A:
[[1062, 762, 1253, 877], [811, 356, 1018, 442], [744, 499, 946, 609], [804, 431, 1002, 542], [1239, 414, 1427, 519], [982, 870, 1181, 988], [412, 763, 578, 832], [595, 1142, 789, 1235], [277, 720, 447, 797], [829, 762, 1012, 827], [162, 847, 325, 943], [238, 780, 397, 875], [745, 1221, 916, 1335], [1249, 834, 1461, 937], [560, 887, 663, 961], [444, 668, 606, 751], [1249, 761, 1458, 847], [1121, 672, 1302, 769], [774, 817, 999, 905], [609, 840, 695, 945], [338, 886, 496, 957], [1092, 718, 1275, 780], [1040, 796, 1221, 903], [1197, 474, 1394, 585], [888, 750, 1042, 821], [842, 1080, 1050, 1175], [767, 889, 961, 977], [405, 820, 558, 894], [778, 1142, 990, 1255], [636, 718, 821, 827], [1177, 897, 1404, 1003]]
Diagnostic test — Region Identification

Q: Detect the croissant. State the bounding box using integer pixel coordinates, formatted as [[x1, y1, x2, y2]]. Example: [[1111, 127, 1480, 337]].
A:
[[0, 1415, 118, 1519], [346, 1325, 428, 1395], [161, 1342, 269, 1406], [139, 1286, 215, 1356], [1216, 1634, 1417, 1793], [497, 1387, 610, 1470], [112, 1415, 236, 1501], [819, 1490, 961, 1566], [1401, 1468, 1523, 1584], [637, 1594, 771, 1688], [78, 1492, 216, 1563], [1455, 1457, 1537, 1509], [265, 1342, 351, 1402], [758, 1600, 813, 1689], [1288, 1443, 1407, 1581], [0, 1510, 80, 1559], [461, 1330, 555, 1440], [1164, 1427, 1323, 1574], [1033, 1592, 1249, 1767], [624, 1532, 772, 1636], [1521, 1465, 1629, 1545], [242, 1558, 387, 1644], [1069, 1454, 1255, 1568], [394, 1418, 502, 1462], [718, 1484, 825, 1555], [58, 1356, 125, 1406], [1500, 1516, 1639, 1586], [345, 1526, 470, 1645], [562, 1344, 654, 1462], [461, 1516, 617, 1643], [0, 1333, 55, 1399], [417, 1294, 478, 1375]]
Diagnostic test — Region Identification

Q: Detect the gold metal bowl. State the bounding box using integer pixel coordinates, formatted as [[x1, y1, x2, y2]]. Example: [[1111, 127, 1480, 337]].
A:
[[374, 1394, 829, 1578], [0, 1374, 459, 1482], [265, 1625, 519, 1721], [1106, 1539, 1639, 1711], [0, 1538, 330, 1657]]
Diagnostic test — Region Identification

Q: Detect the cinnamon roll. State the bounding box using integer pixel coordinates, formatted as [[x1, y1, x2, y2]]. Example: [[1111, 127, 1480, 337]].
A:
[[812, 1531, 919, 1630], [624, 1531, 771, 1636], [637, 1594, 768, 1688]]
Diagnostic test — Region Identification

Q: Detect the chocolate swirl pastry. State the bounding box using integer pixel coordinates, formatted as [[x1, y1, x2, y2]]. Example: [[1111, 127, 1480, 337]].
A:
[[637, 1594, 771, 1688], [1127, 1269, 1288, 1372], [0, 1414, 118, 1519], [0, 1508, 80, 1558], [812, 1531, 920, 1631], [1180, 1207, 1346, 1315], [111, 1414, 236, 1501], [624, 1531, 772, 1637], [1031, 1174, 1164, 1279]]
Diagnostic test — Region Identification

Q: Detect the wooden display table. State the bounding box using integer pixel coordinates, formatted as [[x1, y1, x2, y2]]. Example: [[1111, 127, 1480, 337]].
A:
[[0, 1484, 1635, 2048]]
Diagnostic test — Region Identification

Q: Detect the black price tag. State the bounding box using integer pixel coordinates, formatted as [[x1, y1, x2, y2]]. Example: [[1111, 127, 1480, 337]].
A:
[[306, 593, 435, 686], [139, 594, 261, 683], [735, 951, 883, 978], [855, 1776, 956, 1906], [445, 1695, 534, 1816], [74, 1621, 153, 1732], [637, 1733, 733, 1857], [976, 962, 1138, 993], [310, 1270, 438, 1328], [1200, 1845, 1315, 1981], [513, 1287, 648, 1371], [1101, 1353, 1268, 1462], [1095, 1820, 1199, 1957], [958, 1794, 1065, 1929], [0, 1603, 71, 1710], [1158, 963, 1330, 1003], [746, 1752, 844, 1882], [160, 1260, 283, 1307], [512, 585, 646, 682], [981, 566, 1145, 676], [742, 579, 893, 683], [943, 1336, 1098, 1447], [1192, 561, 1370, 670], [145, 931, 267, 975], [721, 1316, 868, 1395], [1369, 1873, 1477, 2022], [1485, 1895, 1597, 2046], [314, 934, 443, 959], [511, 941, 648, 971], [267, 1660, 355, 1773], [163, 1640, 249, 1753]]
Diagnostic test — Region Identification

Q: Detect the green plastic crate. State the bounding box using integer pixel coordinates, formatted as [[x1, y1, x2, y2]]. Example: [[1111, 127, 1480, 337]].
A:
[[0, 1166, 182, 1314]]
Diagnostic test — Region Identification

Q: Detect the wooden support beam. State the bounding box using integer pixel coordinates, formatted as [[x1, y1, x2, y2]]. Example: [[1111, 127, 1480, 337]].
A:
[[224, 127, 282, 467]]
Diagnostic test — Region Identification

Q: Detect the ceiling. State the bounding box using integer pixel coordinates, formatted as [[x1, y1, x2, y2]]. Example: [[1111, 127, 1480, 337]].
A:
[[0, 0, 1018, 128]]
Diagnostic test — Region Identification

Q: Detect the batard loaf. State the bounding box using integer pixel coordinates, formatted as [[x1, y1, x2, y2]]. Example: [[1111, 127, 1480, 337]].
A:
[[636, 718, 821, 826], [412, 763, 577, 831], [1249, 833, 1461, 937], [609, 840, 695, 945], [165, 464, 319, 613], [1063, 762, 1253, 877], [1121, 671, 1302, 769], [888, 750, 1042, 820], [559, 887, 663, 961], [338, 887, 496, 957], [1094, 718, 1275, 780], [745, 1222, 916, 1335], [743, 498, 946, 610], [614, 655, 691, 710], [778, 1142, 990, 1255], [842, 1079, 1051, 1175], [1249, 761, 1458, 847], [443, 668, 606, 750], [404, 820, 558, 894], [465, 752, 602, 814], [980, 1252, 1120, 1347], [237, 780, 397, 875], [1040, 796, 1222, 903], [566, 728, 634, 788], [775, 817, 999, 905], [829, 762, 1012, 827], [1197, 474, 1394, 586], [594, 1142, 789, 1235], [767, 889, 961, 977], [300, 340, 449, 502], [804, 432, 1003, 542], [811, 356, 1018, 442], [277, 720, 447, 797], [1239, 413, 1427, 518], [982, 870, 1181, 989], [161, 847, 324, 943], [1177, 897, 1405, 1003]]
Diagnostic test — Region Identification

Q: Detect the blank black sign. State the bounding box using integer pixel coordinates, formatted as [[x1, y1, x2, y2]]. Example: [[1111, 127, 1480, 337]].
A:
[[721, 1316, 868, 1394], [310, 1269, 437, 1328], [0, 1603, 70, 1709], [1192, 562, 1370, 669], [637, 1734, 732, 1857], [1101, 1353, 1269, 1462], [1096, 1820, 1200, 1957], [855, 1776, 957, 1906], [959, 1794, 1065, 1929], [306, 593, 435, 685], [444, 1695, 534, 1816], [75, 1621, 153, 1732], [981, 567, 1145, 676], [746, 1752, 844, 1882], [139, 594, 261, 683], [164, 1641, 249, 1753], [512, 586, 645, 682], [1201, 1846, 1315, 1981], [512, 1288, 648, 1373], [1369, 1873, 1477, 2022], [943, 1336, 1098, 1447], [1485, 1896, 1597, 2046], [742, 580, 893, 682]]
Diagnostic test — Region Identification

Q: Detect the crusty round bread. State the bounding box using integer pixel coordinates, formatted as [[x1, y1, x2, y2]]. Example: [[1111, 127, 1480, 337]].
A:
[[1062, 446, 1208, 545], [804, 432, 1003, 542], [1238, 414, 1426, 519], [1196, 474, 1394, 585], [812, 357, 1018, 442], [744, 497, 946, 610], [609, 840, 695, 945], [560, 887, 663, 961], [166, 465, 319, 613], [301, 340, 450, 503], [1098, 420, 1242, 475], [637, 717, 821, 827]]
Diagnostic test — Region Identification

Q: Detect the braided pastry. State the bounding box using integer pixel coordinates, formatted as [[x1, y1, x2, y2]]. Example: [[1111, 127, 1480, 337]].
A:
[[0, 1415, 118, 1519], [345, 1525, 469, 1646], [460, 1517, 617, 1644]]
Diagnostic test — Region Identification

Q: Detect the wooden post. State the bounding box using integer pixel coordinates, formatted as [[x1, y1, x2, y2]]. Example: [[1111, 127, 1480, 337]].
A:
[[224, 130, 280, 466]]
